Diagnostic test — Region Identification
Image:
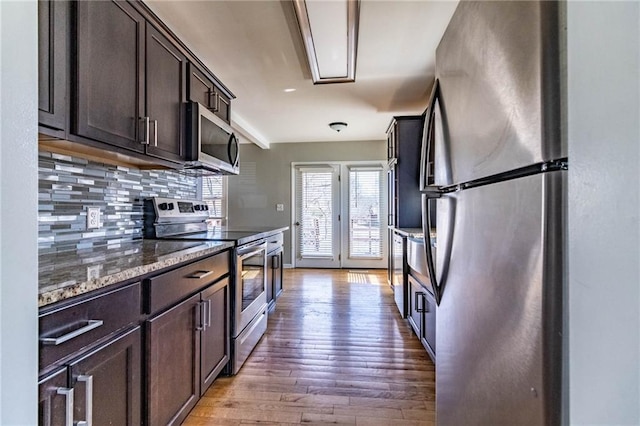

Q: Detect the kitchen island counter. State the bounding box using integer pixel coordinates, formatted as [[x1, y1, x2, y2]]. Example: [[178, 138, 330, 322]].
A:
[[39, 239, 234, 307]]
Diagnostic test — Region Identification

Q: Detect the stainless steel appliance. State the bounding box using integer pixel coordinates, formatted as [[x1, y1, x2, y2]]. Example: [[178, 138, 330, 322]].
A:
[[233, 239, 267, 374], [420, 2, 566, 424], [186, 101, 239, 175], [144, 197, 274, 374], [391, 232, 406, 317]]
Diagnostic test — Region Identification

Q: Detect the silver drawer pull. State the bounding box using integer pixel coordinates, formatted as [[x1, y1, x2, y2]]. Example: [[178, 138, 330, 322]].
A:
[[40, 320, 104, 346], [187, 270, 214, 280], [56, 387, 74, 426]]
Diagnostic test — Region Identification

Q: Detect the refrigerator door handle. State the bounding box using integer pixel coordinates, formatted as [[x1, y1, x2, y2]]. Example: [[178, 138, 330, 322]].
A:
[[420, 79, 439, 191], [422, 193, 442, 305]]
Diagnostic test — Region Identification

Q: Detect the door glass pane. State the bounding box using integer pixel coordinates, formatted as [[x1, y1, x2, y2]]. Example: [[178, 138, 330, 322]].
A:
[[349, 168, 382, 259], [298, 169, 334, 258]]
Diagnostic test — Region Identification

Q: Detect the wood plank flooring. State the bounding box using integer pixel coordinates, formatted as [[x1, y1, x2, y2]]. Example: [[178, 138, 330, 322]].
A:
[[183, 268, 436, 425]]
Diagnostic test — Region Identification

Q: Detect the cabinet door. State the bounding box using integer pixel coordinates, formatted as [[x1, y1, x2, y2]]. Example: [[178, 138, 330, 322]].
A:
[[39, 368, 72, 426], [38, 0, 67, 131], [387, 167, 396, 227], [68, 327, 141, 426], [76, 0, 145, 152], [188, 63, 215, 110], [147, 294, 200, 426], [200, 279, 230, 393], [212, 86, 231, 123], [422, 289, 436, 360], [273, 250, 283, 298], [266, 252, 275, 308], [145, 24, 186, 162], [188, 64, 231, 124], [407, 275, 423, 337]]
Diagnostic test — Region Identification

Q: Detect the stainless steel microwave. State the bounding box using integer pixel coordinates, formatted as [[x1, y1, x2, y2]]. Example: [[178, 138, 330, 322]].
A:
[[185, 101, 239, 175]]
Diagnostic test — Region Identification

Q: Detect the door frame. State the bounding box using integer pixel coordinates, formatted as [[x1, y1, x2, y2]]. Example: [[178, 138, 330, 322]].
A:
[[291, 161, 388, 269]]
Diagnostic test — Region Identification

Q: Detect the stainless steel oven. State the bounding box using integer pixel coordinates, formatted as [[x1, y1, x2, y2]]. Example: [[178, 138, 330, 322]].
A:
[[235, 240, 267, 332], [232, 239, 268, 374]]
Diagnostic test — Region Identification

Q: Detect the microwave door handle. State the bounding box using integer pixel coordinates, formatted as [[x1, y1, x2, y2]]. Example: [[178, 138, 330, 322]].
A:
[[228, 134, 239, 168]]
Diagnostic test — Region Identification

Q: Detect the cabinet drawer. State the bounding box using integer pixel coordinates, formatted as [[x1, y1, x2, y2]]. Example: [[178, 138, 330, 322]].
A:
[[39, 282, 141, 371], [266, 232, 283, 253], [145, 250, 230, 315]]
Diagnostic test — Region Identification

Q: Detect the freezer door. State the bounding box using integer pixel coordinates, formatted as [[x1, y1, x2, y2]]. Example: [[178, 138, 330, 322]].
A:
[[435, 171, 564, 425], [434, 1, 564, 186]]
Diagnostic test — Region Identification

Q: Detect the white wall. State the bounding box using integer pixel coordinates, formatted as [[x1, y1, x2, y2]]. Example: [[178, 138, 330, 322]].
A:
[[0, 1, 39, 424], [567, 2, 640, 424]]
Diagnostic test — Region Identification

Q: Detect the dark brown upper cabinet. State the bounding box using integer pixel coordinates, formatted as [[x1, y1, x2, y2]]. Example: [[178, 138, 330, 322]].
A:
[[188, 63, 231, 124], [75, 0, 146, 154], [38, 0, 67, 133], [75, 0, 186, 162], [145, 24, 187, 162]]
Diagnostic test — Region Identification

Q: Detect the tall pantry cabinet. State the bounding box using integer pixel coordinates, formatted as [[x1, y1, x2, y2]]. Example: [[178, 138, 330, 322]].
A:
[[386, 116, 424, 287]]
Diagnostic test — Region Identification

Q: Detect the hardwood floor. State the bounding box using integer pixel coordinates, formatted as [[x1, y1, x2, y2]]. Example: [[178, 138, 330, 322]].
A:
[[183, 268, 436, 425]]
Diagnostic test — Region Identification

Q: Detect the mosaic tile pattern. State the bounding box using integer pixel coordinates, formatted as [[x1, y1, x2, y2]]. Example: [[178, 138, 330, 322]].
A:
[[39, 150, 198, 253]]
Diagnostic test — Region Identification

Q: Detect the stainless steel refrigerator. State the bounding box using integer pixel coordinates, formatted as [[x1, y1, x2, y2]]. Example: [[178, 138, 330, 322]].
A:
[[419, 2, 566, 424]]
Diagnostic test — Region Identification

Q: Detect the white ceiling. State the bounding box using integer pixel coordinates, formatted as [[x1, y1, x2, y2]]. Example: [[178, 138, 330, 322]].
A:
[[145, 0, 459, 147]]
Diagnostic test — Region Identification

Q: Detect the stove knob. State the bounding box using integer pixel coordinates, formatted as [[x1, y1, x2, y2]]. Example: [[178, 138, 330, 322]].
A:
[[194, 205, 201, 211], [167, 203, 175, 211], [203, 205, 209, 211], [158, 202, 168, 211]]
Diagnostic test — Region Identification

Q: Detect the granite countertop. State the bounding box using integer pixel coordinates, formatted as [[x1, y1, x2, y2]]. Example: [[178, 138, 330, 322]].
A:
[[39, 239, 235, 307]]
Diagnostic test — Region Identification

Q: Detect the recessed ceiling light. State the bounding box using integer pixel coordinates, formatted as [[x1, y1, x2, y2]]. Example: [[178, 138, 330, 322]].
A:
[[284, 88, 297, 93]]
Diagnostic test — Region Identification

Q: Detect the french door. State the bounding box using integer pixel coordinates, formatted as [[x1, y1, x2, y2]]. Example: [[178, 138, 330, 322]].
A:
[[293, 163, 387, 269], [294, 165, 341, 268]]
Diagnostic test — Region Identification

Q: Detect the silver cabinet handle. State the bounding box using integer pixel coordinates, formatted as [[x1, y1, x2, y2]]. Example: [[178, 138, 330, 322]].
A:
[[187, 270, 214, 280], [152, 119, 158, 147], [139, 116, 150, 145], [76, 375, 93, 426], [212, 91, 220, 113], [40, 320, 104, 346], [205, 299, 212, 328], [415, 291, 425, 313], [195, 301, 205, 331], [56, 387, 74, 426]]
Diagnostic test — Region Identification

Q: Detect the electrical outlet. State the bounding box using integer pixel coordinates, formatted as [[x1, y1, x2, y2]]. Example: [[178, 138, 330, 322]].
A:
[[87, 265, 101, 281], [276, 204, 284, 212], [87, 207, 101, 229]]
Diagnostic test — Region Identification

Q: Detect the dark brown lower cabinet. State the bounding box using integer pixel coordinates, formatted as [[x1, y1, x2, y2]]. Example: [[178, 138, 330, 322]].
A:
[[38, 368, 69, 426], [38, 326, 142, 426], [200, 280, 230, 392], [408, 275, 436, 362], [146, 277, 230, 426], [266, 247, 283, 311], [147, 293, 200, 426]]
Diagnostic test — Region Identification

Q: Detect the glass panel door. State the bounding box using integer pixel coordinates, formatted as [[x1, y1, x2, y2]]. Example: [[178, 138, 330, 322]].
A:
[[341, 166, 386, 269], [294, 165, 341, 268]]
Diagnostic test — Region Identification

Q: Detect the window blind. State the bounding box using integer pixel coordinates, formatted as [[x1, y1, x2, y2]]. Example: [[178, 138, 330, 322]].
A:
[[201, 175, 226, 226], [296, 166, 334, 258], [348, 167, 383, 259]]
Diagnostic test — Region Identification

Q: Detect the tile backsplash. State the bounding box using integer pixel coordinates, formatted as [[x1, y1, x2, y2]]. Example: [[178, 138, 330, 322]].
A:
[[39, 150, 197, 253]]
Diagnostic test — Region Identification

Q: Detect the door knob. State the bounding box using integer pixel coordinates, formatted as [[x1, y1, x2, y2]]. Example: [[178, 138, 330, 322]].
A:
[[295, 222, 300, 226]]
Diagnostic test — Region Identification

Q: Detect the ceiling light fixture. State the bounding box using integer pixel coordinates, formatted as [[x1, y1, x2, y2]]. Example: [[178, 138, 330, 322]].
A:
[[329, 122, 348, 132], [283, 88, 297, 93], [292, 0, 360, 84]]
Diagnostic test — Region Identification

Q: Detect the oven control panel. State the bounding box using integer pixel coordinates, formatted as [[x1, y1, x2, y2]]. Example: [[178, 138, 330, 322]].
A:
[[150, 197, 210, 222]]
